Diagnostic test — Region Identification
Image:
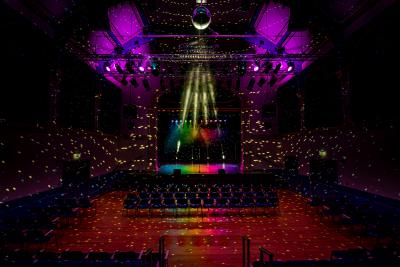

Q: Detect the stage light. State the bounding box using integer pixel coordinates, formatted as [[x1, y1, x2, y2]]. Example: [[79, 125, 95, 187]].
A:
[[269, 76, 277, 86], [287, 61, 295, 72], [238, 62, 246, 76], [115, 63, 124, 74], [273, 63, 282, 74], [139, 66, 145, 72], [121, 76, 128, 86], [258, 77, 266, 87], [103, 62, 111, 72], [247, 78, 256, 91], [151, 60, 160, 76], [192, 6, 211, 30], [126, 61, 135, 74], [143, 79, 151, 91], [263, 62, 273, 74], [130, 78, 138, 88], [253, 65, 260, 72]]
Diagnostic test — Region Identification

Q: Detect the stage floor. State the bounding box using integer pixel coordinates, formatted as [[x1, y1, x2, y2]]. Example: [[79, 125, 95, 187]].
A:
[[18, 190, 374, 267], [158, 163, 240, 174]]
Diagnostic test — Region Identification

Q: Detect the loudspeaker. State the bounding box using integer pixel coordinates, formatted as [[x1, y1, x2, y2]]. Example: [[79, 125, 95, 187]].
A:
[[218, 169, 226, 175], [284, 155, 298, 175], [173, 169, 181, 175], [309, 158, 338, 185], [123, 104, 137, 118], [262, 104, 276, 118], [62, 159, 90, 197]]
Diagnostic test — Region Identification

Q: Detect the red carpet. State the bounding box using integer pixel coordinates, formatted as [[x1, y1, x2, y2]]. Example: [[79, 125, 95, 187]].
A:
[[43, 190, 366, 266]]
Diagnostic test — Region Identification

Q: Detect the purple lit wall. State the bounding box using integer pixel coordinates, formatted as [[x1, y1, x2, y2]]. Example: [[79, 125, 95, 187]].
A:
[[281, 127, 400, 200], [0, 127, 121, 203]]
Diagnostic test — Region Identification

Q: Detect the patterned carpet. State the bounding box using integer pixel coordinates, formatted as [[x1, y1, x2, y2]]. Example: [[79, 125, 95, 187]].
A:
[[45, 190, 364, 267]]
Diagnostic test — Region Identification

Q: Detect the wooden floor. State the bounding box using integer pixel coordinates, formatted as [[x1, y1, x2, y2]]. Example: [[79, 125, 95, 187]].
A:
[[45, 190, 366, 267]]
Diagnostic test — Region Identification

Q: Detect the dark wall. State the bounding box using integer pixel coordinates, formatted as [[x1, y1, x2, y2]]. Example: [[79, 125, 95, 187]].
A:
[[348, 3, 399, 128], [0, 2, 53, 124]]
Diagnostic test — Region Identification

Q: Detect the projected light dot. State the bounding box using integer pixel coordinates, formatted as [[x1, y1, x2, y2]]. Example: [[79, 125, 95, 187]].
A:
[[192, 6, 211, 30], [139, 66, 145, 72], [253, 65, 259, 72]]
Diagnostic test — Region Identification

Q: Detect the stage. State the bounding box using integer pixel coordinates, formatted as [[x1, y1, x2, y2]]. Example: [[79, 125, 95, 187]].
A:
[[158, 163, 240, 175]]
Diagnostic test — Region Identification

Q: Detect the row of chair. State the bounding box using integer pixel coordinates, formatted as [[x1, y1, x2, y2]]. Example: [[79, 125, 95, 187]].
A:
[[1, 197, 96, 249], [123, 190, 279, 216], [0, 249, 164, 267], [253, 246, 400, 267]]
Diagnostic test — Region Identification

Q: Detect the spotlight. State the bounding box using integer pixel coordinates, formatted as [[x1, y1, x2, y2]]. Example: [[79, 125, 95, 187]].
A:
[[126, 61, 135, 74], [115, 63, 124, 74], [103, 62, 111, 72], [121, 76, 128, 86], [143, 79, 151, 91], [273, 63, 281, 74], [130, 78, 138, 88], [269, 76, 277, 86], [253, 65, 260, 72], [247, 78, 256, 91], [258, 77, 266, 87], [238, 62, 246, 76], [263, 62, 273, 74], [151, 60, 160, 76], [139, 66, 145, 72], [287, 61, 295, 72]]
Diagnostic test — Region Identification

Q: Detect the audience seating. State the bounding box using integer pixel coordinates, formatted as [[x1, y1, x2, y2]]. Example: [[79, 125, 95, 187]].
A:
[[0, 249, 166, 267], [253, 246, 400, 267], [122, 183, 279, 217]]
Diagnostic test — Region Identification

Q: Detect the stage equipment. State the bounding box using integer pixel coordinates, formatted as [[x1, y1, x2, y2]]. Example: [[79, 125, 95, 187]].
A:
[[192, 6, 211, 30]]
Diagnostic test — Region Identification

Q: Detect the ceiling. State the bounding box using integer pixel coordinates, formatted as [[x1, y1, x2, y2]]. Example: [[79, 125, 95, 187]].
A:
[[3, 0, 397, 91]]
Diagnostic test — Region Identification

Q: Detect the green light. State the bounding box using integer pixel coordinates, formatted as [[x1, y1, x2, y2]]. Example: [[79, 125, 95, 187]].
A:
[[319, 149, 328, 159], [72, 152, 81, 161]]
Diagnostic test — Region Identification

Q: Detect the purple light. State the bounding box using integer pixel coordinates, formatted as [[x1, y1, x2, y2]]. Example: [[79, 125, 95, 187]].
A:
[[105, 66, 111, 72], [139, 66, 145, 72], [287, 62, 294, 72], [253, 65, 260, 72]]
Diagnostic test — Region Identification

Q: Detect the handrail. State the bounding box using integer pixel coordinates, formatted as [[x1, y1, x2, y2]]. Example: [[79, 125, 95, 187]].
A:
[[259, 247, 274, 267], [159, 236, 166, 267], [242, 236, 251, 267]]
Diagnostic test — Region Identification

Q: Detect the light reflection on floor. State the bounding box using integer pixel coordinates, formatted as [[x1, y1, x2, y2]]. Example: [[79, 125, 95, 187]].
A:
[[43, 190, 365, 267]]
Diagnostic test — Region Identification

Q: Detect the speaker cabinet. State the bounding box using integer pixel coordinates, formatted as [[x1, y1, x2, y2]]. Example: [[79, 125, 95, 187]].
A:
[[309, 158, 338, 185], [62, 159, 90, 197], [284, 155, 298, 175]]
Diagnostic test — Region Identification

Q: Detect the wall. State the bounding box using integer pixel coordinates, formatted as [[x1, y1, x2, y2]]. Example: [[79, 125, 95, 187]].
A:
[[281, 126, 400, 200]]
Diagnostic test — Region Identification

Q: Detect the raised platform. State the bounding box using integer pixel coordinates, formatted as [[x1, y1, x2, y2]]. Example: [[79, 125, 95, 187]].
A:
[[158, 163, 240, 175]]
